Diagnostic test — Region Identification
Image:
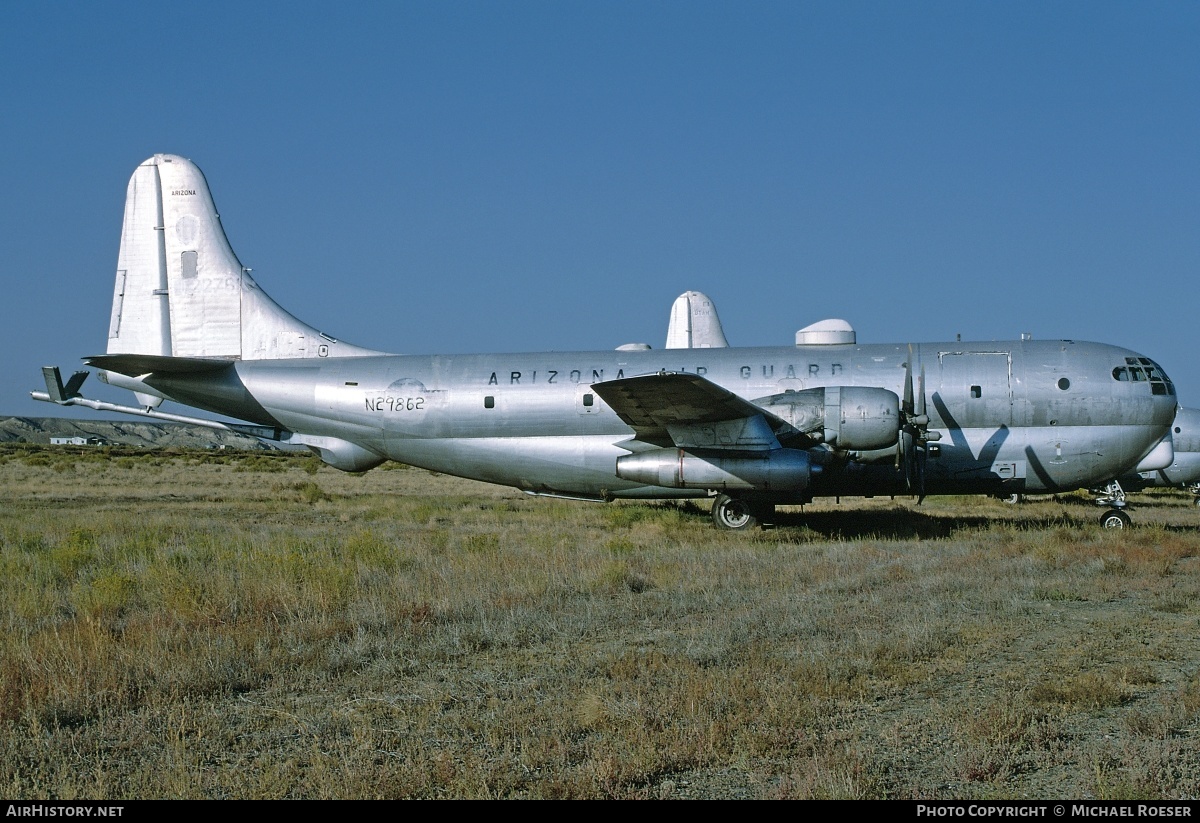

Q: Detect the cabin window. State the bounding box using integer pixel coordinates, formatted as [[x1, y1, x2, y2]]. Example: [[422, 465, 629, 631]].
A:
[[1140, 359, 1175, 395], [1115, 358, 1176, 395], [484, 396, 494, 409], [970, 385, 981, 399], [1057, 378, 1070, 390], [583, 393, 594, 407]]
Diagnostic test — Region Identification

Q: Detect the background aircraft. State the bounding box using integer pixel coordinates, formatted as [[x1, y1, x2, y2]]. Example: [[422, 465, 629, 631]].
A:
[[1124, 405, 1200, 501], [34, 154, 1180, 530]]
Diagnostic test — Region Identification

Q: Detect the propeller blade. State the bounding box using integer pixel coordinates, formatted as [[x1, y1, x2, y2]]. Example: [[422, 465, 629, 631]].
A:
[[897, 350, 911, 473], [900, 346, 930, 502], [903, 344, 914, 415], [916, 363, 926, 420]]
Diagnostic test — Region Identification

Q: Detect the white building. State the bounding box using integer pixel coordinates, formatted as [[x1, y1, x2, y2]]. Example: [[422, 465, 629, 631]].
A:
[[49, 436, 107, 446]]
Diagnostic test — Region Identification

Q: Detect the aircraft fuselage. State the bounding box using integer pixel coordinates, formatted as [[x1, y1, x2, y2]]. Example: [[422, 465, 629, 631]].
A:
[[140, 338, 1177, 503]]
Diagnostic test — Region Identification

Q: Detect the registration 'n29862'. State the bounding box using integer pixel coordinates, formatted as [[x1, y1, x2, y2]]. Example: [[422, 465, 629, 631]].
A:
[[366, 396, 426, 412]]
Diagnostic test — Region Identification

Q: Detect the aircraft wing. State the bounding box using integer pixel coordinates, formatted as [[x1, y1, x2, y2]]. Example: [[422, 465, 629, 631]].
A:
[[592, 371, 791, 451]]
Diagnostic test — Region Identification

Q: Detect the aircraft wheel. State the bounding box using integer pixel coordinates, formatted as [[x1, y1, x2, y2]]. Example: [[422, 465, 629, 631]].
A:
[[1099, 509, 1132, 529], [711, 494, 759, 531], [1193, 497, 1200, 508], [1003, 493, 1023, 504]]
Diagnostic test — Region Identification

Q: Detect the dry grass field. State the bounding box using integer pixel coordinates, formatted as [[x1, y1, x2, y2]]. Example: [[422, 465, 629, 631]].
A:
[[1, 444, 1199, 799]]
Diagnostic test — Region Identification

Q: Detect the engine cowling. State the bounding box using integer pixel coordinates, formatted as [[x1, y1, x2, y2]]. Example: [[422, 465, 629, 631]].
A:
[[616, 448, 812, 491], [758, 386, 900, 451]]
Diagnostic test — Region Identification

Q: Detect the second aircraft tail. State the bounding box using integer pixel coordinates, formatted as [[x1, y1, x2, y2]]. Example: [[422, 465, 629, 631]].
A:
[[664, 291, 729, 349]]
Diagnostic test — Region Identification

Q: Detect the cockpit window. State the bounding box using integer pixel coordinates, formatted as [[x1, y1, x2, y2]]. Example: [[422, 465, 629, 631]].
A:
[[1114, 357, 1175, 396]]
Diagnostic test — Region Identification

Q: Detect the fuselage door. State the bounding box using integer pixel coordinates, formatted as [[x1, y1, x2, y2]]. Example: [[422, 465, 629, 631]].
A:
[[936, 351, 1013, 429]]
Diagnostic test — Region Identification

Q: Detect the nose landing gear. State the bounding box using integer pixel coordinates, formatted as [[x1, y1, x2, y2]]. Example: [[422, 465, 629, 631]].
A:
[[1099, 508, 1132, 529], [1092, 480, 1132, 529]]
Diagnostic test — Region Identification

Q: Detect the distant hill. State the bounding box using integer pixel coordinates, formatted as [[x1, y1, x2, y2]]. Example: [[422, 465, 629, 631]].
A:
[[0, 417, 280, 451]]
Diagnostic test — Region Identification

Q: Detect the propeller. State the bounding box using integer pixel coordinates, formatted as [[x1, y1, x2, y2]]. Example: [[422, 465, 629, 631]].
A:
[[899, 344, 938, 502]]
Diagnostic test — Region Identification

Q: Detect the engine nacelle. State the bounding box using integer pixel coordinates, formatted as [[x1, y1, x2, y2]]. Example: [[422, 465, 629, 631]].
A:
[[758, 386, 900, 451], [616, 448, 812, 491]]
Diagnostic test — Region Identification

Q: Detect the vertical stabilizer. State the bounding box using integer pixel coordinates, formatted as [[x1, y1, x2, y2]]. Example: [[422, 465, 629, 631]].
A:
[[665, 291, 729, 349], [107, 154, 381, 360]]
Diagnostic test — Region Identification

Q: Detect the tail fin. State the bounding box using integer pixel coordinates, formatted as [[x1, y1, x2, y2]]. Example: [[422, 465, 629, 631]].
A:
[[665, 291, 729, 349], [107, 154, 381, 360]]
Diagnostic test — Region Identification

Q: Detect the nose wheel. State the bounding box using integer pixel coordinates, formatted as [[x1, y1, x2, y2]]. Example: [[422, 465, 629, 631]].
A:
[[1092, 480, 1133, 528], [1100, 508, 1132, 529]]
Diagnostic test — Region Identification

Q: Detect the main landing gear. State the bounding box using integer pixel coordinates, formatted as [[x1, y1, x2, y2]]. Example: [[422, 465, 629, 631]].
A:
[[711, 493, 775, 531], [1092, 479, 1132, 529]]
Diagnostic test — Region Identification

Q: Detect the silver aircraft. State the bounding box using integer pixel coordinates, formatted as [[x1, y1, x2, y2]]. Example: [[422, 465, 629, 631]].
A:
[[33, 154, 1181, 530]]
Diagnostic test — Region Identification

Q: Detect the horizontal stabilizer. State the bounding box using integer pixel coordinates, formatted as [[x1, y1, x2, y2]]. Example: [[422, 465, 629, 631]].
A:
[[84, 353, 236, 377]]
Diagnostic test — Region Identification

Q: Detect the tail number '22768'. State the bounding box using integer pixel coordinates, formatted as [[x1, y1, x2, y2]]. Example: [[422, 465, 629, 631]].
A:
[[365, 395, 426, 412]]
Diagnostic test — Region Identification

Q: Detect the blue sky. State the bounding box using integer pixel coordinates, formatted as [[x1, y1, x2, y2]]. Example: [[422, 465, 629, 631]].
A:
[[3, 1, 1198, 419]]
